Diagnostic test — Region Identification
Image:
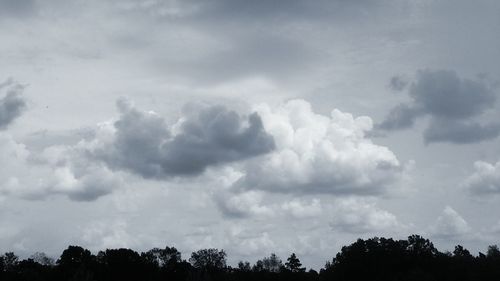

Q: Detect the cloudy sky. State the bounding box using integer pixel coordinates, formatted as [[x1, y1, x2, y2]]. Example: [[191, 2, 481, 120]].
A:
[[2, 0, 500, 269]]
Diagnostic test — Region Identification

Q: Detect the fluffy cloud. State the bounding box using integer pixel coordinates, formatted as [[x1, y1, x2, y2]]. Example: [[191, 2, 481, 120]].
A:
[[377, 70, 499, 144], [329, 198, 403, 234], [0, 133, 31, 198], [0, 79, 26, 130], [463, 160, 500, 195], [429, 206, 471, 238], [81, 219, 138, 250], [1, 99, 276, 202], [215, 191, 273, 218], [92, 99, 275, 178], [38, 146, 124, 201], [216, 194, 323, 219], [376, 103, 421, 131], [2, 98, 407, 207], [233, 99, 404, 195], [281, 198, 322, 219], [0, 133, 124, 201]]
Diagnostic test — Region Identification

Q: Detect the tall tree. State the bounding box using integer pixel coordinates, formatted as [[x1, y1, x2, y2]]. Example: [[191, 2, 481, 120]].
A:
[[2, 252, 18, 272], [262, 253, 283, 273], [189, 248, 226, 270], [285, 253, 305, 272]]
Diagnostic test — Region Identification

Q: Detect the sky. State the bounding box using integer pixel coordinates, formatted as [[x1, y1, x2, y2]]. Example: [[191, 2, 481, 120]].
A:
[[1, 0, 500, 269]]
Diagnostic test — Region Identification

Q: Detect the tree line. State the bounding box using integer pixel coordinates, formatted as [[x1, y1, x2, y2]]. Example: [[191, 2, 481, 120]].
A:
[[1, 235, 500, 281]]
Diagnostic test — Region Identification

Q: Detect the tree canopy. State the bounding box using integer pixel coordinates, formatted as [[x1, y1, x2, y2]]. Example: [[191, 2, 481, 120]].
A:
[[0, 236, 500, 281]]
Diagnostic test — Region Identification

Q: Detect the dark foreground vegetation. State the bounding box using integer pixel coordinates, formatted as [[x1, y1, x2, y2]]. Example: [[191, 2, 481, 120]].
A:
[[1, 235, 500, 281]]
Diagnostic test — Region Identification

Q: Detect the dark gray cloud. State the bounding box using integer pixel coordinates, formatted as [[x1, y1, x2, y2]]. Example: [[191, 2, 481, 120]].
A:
[[377, 69, 499, 144], [0, 79, 26, 130], [409, 70, 495, 119], [376, 103, 422, 131], [121, 0, 383, 23], [190, 0, 378, 23], [389, 76, 408, 92], [95, 100, 275, 178], [0, 0, 36, 17], [423, 119, 500, 144]]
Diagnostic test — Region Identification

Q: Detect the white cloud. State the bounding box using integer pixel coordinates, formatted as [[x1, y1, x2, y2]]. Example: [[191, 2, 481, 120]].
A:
[[235, 99, 405, 195], [329, 198, 404, 234], [236, 232, 276, 256], [0, 133, 30, 198], [281, 198, 322, 219], [215, 190, 274, 218], [429, 206, 471, 238], [0, 131, 124, 201], [464, 160, 500, 195], [81, 219, 138, 250]]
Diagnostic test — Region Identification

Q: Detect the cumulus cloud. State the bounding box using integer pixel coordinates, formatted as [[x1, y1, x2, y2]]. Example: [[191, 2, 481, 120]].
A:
[[0, 79, 26, 130], [429, 206, 471, 238], [236, 232, 276, 256], [376, 103, 422, 131], [215, 191, 273, 218], [0, 133, 124, 202], [463, 160, 500, 195], [329, 198, 403, 234], [81, 219, 138, 250], [281, 198, 322, 219], [233, 99, 404, 195], [0, 133, 31, 198], [2, 98, 276, 202], [92, 99, 275, 178], [38, 146, 124, 201], [377, 69, 500, 144]]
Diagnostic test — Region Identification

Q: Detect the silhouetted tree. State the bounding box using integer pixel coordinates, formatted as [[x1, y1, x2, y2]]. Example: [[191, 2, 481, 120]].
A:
[[97, 248, 145, 281], [2, 235, 500, 281], [285, 253, 305, 272], [30, 252, 55, 266], [2, 252, 19, 272], [189, 248, 226, 270], [487, 245, 500, 258], [261, 253, 283, 273], [252, 259, 265, 272], [58, 246, 93, 269], [57, 246, 95, 281], [238, 261, 251, 272], [406, 234, 438, 257], [142, 246, 181, 268]]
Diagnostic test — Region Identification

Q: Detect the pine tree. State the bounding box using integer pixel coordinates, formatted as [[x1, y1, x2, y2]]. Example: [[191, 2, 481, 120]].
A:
[[285, 253, 305, 272]]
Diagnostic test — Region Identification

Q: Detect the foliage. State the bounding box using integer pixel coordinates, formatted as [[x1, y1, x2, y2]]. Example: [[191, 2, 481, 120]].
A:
[[0, 236, 500, 281]]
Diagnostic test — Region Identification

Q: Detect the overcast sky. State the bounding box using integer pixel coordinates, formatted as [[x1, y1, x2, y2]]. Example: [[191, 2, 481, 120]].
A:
[[1, 0, 500, 269]]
